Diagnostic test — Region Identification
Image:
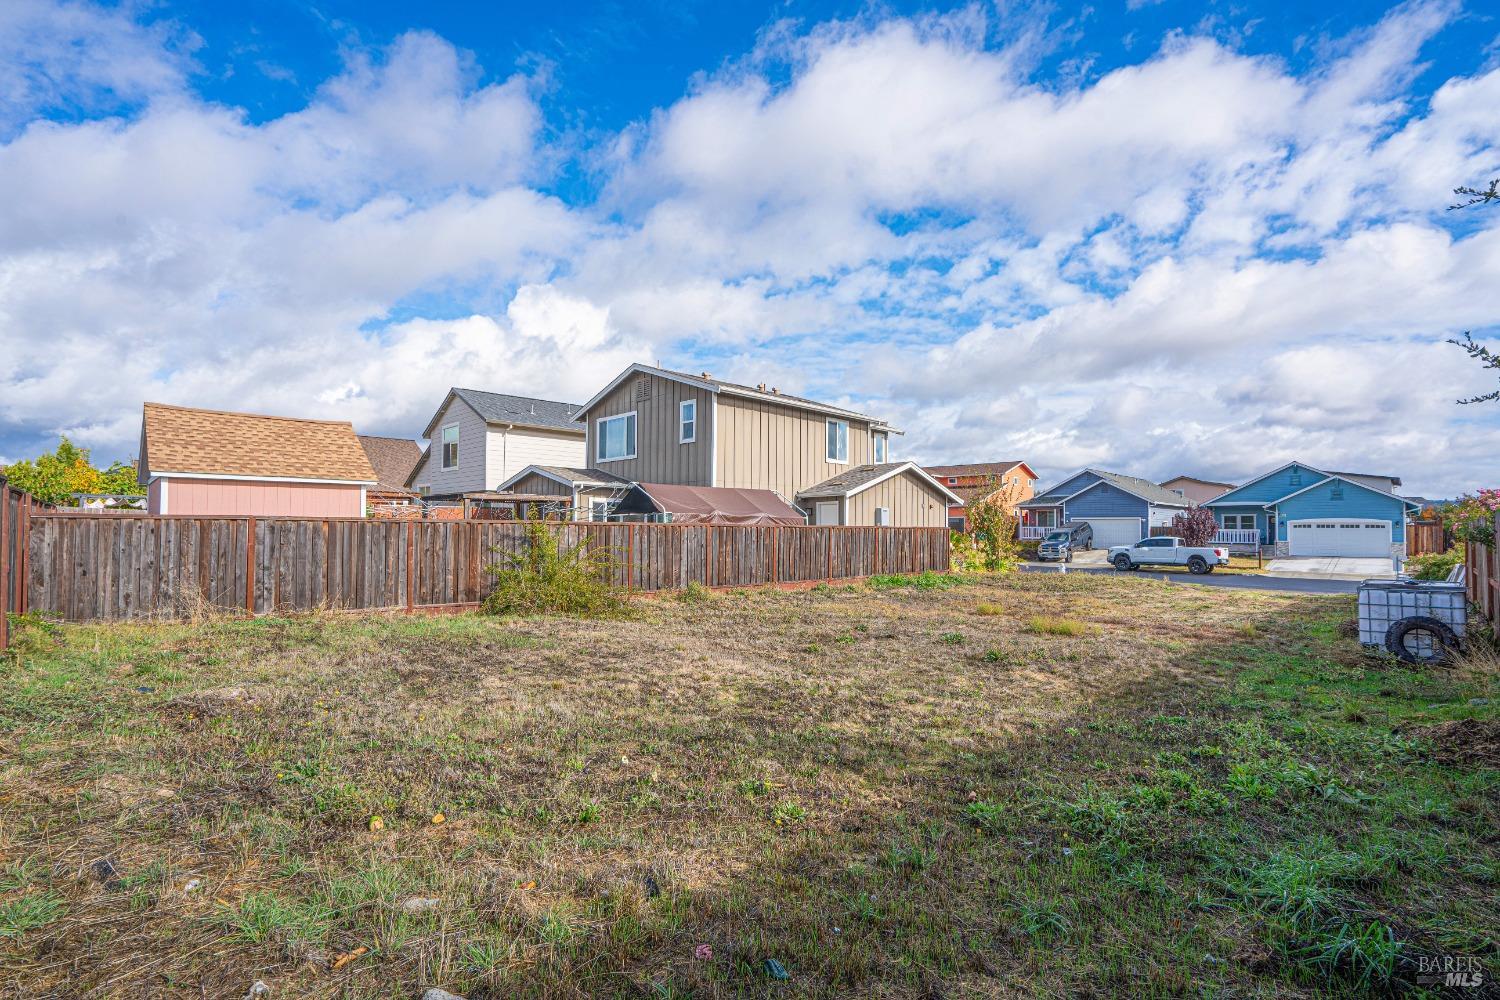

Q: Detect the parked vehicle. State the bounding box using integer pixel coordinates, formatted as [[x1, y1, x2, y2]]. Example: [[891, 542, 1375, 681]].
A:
[[1108, 536, 1229, 574], [1036, 522, 1093, 562]]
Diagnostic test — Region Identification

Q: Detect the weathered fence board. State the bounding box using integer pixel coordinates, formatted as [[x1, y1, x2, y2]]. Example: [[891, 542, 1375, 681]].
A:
[[15, 514, 950, 623], [1467, 538, 1498, 633]]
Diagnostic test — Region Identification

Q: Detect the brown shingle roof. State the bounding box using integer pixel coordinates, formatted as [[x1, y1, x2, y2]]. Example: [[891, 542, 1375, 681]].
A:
[[357, 435, 422, 494], [142, 403, 377, 483], [924, 461, 1027, 479]]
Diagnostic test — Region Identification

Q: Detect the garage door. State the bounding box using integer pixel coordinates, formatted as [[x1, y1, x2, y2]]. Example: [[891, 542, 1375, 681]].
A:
[[1288, 519, 1391, 557], [1079, 517, 1143, 548]]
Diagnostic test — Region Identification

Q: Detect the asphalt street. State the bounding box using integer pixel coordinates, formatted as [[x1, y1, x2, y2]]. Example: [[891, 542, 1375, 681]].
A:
[[1019, 563, 1361, 594]]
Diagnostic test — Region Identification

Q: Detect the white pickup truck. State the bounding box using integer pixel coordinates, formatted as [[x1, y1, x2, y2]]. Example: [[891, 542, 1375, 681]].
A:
[[1108, 536, 1230, 574]]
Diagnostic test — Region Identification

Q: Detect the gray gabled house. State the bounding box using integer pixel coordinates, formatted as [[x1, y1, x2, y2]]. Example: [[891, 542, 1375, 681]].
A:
[[408, 388, 586, 499]]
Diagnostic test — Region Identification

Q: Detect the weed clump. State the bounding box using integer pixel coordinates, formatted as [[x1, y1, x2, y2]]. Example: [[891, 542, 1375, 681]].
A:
[[1025, 615, 1089, 637], [482, 520, 631, 618]]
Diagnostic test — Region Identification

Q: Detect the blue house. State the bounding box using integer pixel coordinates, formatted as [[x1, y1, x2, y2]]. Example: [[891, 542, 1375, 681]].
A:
[[1204, 462, 1419, 558], [1016, 469, 1191, 548]]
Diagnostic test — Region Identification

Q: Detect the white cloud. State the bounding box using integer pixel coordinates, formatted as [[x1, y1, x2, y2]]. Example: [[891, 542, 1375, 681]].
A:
[[0, 0, 1497, 499]]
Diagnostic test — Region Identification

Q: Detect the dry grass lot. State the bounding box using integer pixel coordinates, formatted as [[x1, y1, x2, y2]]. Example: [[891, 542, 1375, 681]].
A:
[[1, 572, 1496, 998]]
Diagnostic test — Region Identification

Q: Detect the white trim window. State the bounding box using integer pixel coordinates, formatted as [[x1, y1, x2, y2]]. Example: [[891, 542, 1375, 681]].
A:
[[679, 399, 697, 443], [1223, 514, 1256, 530], [874, 506, 890, 526], [826, 419, 849, 463], [872, 431, 888, 463], [596, 412, 637, 462], [441, 423, 460, 469]]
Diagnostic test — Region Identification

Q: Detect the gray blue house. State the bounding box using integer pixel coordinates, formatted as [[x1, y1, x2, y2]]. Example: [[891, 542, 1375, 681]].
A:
[[1017, 469, 1191, 548], [1204, 462, 1419, 558]]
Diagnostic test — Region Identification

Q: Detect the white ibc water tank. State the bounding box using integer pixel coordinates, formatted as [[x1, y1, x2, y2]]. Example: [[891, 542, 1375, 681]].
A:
[[1357, 578, 1467, 657]]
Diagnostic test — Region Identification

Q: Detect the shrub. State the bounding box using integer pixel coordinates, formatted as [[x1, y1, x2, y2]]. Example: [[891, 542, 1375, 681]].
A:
[[951, 479, 1023, 573], [482, 520, 629, 618], [1405, 547, 1462, 581], [975, 602, 1004, 616], [1169, 506, 1219, 546]]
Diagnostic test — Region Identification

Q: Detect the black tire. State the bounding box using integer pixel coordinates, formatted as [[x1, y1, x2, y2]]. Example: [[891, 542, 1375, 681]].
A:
[[1187, 556, 1209, 575], [1384, 616, 1461, 665], [1113, 554, 1133, 571]]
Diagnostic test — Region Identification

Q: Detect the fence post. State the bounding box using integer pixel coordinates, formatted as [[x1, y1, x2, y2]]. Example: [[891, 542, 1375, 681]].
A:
[[627, 522, 635, 591], [405, 520, 415, 613], [17, 493, 29, 617], [245, 516, 256, 615], [0, 485, 9, 651], [826, 528, 834, 581]]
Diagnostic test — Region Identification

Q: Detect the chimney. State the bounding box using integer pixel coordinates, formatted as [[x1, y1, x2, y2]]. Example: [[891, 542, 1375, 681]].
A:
[[700, 372, 712, 379], [757, 383, 766, 392], [771, 387, 780, 395]]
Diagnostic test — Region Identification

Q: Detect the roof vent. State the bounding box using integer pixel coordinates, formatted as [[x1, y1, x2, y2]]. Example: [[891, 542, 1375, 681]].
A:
[[700, 372, 712, 379], [757, 383, 766, 392], [771, 387, 780, 394]]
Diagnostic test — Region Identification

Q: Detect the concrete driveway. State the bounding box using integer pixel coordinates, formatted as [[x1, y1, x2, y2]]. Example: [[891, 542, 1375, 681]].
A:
[[1264, 556, 1396, 580]]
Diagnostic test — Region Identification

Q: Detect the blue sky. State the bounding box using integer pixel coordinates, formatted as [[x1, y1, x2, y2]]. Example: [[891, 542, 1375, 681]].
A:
[[1, 0, 1498, 495]]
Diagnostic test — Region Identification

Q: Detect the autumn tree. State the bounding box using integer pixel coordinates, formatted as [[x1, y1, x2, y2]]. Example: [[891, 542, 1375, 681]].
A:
[[1169, 506, 1220, 546], [2, 437, 141, 506]]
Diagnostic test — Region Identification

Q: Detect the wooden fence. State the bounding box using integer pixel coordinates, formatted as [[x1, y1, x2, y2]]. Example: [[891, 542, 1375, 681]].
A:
[[1466, 537, 1498, 634], [1407, 519, 1448, 557], [14, 512, 950, 624], [1, 481, 38, 650]]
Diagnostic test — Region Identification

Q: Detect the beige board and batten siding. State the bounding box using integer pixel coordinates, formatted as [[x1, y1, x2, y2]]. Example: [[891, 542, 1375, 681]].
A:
[[410, 396, 490, 496], [506, 472, 573, 497], [844, 472, 949, 527], [715, 394, 875, 497], [584, 374, 714, 485]]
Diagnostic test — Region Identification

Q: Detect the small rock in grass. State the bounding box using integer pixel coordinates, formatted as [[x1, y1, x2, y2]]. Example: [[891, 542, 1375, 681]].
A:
[[420, 990, 465, 1000], [90, 858, 123, 891], [244, 982, 270, 999], [399, 897, 440, 913], [182, 878, 202, 894], [763, 958, 790, 980], [1471, 698, 1491, 706]]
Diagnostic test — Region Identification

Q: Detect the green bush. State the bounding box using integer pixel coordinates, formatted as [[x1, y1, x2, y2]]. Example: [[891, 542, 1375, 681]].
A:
[[482, 520, 630, 618], [1405, 547, 1461, 581]]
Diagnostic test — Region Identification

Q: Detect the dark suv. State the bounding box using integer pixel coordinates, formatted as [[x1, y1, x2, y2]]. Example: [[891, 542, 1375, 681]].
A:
[[1036, 522, 1093, 562]]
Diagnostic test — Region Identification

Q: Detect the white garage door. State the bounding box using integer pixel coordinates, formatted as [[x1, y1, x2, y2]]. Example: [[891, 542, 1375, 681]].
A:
[[1288, 519, 1391, 557], [1079, 517, 1144, 548]]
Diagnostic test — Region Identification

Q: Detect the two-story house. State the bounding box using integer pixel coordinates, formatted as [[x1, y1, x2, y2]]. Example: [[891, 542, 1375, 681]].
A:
[[408, 388, 586, 500], [499, 364, 960, 525], [924, 461, 1039, 531]]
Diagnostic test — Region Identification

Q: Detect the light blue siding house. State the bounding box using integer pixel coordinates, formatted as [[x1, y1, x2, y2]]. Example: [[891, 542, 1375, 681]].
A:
[[1017, 469, 1191, 548], [1204, 462, 1419, 558]]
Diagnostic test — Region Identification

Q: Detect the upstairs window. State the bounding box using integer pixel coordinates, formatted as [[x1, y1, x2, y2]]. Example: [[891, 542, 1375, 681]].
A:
[[597, 412, 637, 462], [441, 424, 459, 469], [679, 399, 697, 443], [872, 432, 888, 463], [826, 419, 849, 463]]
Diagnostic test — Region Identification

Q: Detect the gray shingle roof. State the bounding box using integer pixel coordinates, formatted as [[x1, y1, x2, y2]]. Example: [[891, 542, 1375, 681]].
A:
[[1022, 468, 1191, 508], [531, 465, 632, 486], [452, 388, 583, 432], [796, 463, 910, 498]]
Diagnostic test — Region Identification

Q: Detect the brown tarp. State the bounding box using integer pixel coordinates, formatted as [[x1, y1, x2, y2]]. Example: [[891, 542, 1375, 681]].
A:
[[636, 483, 807, 526]]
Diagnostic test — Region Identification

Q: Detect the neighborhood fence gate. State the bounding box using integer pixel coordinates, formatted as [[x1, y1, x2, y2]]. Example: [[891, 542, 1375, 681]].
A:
[[15, 512, 951, 623]]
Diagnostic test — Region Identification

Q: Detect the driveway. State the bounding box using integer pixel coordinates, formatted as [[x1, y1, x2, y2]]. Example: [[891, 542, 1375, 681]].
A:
[[1264, 556, 1397, 580]]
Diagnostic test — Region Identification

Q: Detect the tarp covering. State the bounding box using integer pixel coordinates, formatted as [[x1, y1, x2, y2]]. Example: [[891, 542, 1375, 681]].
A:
[[635, 483, 807, 526]]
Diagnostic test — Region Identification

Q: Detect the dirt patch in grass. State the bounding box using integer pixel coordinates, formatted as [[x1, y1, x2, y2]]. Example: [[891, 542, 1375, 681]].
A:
[[1, 573, 1494, 998], [1404, 718, 1500, 767]]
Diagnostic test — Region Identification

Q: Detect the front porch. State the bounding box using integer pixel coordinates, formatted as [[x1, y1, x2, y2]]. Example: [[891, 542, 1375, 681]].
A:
[[1018, 505, 1062, 540]]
